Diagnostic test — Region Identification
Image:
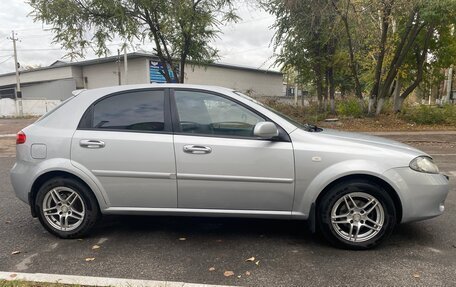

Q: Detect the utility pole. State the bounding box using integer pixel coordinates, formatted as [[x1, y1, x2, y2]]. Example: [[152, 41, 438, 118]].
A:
[[117, 49, 121, 85], [9, 30, 23, 117], [123, 44, 128, 85]]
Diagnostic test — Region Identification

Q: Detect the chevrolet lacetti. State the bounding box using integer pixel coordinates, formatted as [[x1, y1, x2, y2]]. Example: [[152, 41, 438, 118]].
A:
[[10, 84, 449, 249]]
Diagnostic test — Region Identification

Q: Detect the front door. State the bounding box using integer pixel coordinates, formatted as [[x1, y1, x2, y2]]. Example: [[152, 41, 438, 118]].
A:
[[71, 89, 177, 208], [171, 89, 295, 211]]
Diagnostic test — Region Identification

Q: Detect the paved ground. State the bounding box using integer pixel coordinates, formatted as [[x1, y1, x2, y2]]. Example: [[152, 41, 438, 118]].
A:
[[0, 119, 455, 286]]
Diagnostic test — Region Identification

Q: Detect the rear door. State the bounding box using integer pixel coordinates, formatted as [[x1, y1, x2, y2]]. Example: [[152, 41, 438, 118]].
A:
[[71, 89, 177, 208]]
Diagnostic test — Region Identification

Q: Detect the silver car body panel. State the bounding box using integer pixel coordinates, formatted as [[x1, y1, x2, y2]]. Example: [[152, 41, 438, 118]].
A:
[[10, 84, 450, 224], [71, 130, 177, 208], [173, 134, 295, 211]]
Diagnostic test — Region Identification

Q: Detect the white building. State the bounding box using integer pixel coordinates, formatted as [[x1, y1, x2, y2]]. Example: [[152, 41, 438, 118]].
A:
[[0, 52, 283, 105]]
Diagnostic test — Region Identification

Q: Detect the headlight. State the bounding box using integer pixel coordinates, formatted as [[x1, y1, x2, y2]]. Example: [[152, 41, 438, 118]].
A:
[[409, 156, 439, 174]]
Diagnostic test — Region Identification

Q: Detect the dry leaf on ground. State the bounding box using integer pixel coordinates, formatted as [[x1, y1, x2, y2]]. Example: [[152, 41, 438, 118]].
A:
[[209, 267, 216, 271], [245, 271, 251, 276], [11, 251, 20, 255], [85, 257, 95, 262], [92, 245, 100, 250], [224, 271, 235, 277], [413, 273, 421, 278], [245, 257, 255, 262], [255, 260, 260, 266]]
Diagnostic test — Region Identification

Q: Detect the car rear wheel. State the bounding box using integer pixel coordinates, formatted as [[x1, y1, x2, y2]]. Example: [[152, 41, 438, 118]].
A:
[[35, 177, 99, 238], [317, 179, 396, 249]]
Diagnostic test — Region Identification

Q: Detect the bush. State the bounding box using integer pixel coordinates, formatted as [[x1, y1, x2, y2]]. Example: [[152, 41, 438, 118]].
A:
[[260, 98, 329, 124], [336, 98, 365, 118], [401, 104, 456, 125]]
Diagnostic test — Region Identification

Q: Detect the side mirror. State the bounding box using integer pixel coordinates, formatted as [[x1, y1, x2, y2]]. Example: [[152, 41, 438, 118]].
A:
[[253, 122, 279, 139]]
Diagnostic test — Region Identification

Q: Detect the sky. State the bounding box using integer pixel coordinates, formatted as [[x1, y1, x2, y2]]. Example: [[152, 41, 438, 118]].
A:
[[0, 0, 278, 75]]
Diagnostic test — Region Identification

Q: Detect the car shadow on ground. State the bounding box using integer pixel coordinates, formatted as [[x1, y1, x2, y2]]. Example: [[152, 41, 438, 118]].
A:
[[86, 214, 438, 251], [91, 215, 325, 243]]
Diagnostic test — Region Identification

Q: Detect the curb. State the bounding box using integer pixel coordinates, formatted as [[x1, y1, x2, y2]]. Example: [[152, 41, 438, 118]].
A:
[[364, 131, 456, 136], [0, 271, 236, 287]]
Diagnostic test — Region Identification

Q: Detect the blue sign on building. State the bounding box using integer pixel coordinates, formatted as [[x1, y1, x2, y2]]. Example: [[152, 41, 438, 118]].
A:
[[149, 60, 177, 83]]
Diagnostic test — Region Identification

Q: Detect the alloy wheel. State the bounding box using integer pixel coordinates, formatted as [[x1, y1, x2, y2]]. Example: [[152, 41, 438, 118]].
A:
[[42, 187, 85, 231], [330, 192, 385, 243]]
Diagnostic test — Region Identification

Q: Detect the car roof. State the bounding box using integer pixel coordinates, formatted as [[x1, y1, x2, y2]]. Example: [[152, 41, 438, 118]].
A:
[[76, 84, 235, 97]]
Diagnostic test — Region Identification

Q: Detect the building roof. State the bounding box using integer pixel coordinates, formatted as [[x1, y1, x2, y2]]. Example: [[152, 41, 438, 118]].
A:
[[0, 52, 282, 77]]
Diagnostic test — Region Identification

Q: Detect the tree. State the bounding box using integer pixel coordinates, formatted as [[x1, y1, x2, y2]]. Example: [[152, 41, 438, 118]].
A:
[[28, 0, 238, 83], [331, 0, 363, 100], [265, 0, 340, 113], [366, 0, 456, 114], [265, 0, 456, 115]]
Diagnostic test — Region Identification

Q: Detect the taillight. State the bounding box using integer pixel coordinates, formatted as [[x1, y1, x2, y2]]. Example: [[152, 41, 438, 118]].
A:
[[16, 131, 26, 144]]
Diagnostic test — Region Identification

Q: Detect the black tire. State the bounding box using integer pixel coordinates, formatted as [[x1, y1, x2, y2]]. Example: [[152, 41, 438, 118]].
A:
[[35, 177, 100, 239], [317, 179, 396, 250]]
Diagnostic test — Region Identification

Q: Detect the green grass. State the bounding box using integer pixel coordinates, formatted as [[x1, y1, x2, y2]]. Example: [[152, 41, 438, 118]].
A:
[[400, 104, 456, 125]]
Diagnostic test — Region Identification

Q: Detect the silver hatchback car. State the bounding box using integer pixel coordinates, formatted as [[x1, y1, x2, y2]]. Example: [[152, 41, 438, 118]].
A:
[[11, 84, 449, 249]]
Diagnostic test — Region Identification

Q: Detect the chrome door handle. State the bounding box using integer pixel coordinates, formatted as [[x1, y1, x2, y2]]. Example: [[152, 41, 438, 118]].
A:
[[183, 145, 212, 154], [80, 139, 105, 149]]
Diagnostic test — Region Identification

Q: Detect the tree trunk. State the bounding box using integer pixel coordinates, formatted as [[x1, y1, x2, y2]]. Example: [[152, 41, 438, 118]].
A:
[[314, 62, 324, 110], [378, 19, 424, 101], [324, 68, 329, 112], [368, 98, 376, 115], [332, 0, 362, 100], [369, 1, 392, 115], [179, 56, 186, 83], [328, 66, 335, 114], [393, 79, 403, 112], [375, 97, 385, 115], [397, 26, 434, 105]]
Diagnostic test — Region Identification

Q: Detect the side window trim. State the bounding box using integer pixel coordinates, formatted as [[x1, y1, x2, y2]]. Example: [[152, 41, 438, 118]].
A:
[[77, 88, 173, 134], [169, 88, 291, 142]]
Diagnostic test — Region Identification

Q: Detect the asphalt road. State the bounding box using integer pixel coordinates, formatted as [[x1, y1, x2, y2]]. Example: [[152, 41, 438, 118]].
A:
[[0, 130, 455, 286]]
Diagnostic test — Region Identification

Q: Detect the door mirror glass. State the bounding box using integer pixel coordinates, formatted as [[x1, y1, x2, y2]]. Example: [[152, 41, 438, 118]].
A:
[[253, 122, 279, 139]]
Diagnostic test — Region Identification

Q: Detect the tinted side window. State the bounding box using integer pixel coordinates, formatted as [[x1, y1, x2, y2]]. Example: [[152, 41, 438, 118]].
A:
[[174, 90, 264, 137], [92, 90, 165, 131]]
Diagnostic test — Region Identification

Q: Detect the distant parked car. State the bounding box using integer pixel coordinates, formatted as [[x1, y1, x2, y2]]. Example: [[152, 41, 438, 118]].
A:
[[10, 84, 449, 249]]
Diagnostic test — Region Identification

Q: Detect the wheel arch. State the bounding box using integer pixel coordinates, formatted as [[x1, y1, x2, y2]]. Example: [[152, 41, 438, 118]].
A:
[[29, 170, 101, 217], [315, 174, 403, 224]]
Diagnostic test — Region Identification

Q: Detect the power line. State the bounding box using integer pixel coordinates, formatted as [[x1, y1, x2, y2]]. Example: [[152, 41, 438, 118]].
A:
[[0, 48, 62, 51], [0, 42, 126, 52], [0, 26, 52, 32]]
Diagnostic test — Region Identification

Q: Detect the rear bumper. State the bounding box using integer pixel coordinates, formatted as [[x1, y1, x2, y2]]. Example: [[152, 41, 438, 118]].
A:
[[384, 167, 450, 223], [10, 161, 34, 205]]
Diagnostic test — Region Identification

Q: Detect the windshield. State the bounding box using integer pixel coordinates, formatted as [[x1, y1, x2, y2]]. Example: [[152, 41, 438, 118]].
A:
[[233, 91, 322, 132]]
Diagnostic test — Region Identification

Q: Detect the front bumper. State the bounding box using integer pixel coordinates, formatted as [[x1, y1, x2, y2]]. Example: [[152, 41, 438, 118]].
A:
[[384, 167, 450, 223]]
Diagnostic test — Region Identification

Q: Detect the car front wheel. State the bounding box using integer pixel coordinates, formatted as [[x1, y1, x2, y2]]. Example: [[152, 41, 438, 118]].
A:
[[318, 179, 396, 249], [35, 177, 99, 238]]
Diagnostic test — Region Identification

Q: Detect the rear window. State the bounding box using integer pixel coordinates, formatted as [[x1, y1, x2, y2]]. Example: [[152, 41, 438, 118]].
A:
[[83, 90, 165, 132]]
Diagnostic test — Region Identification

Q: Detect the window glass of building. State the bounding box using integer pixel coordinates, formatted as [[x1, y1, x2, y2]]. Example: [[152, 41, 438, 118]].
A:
[[92, 90, 165, 131], [174, 90, 264, 137]]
